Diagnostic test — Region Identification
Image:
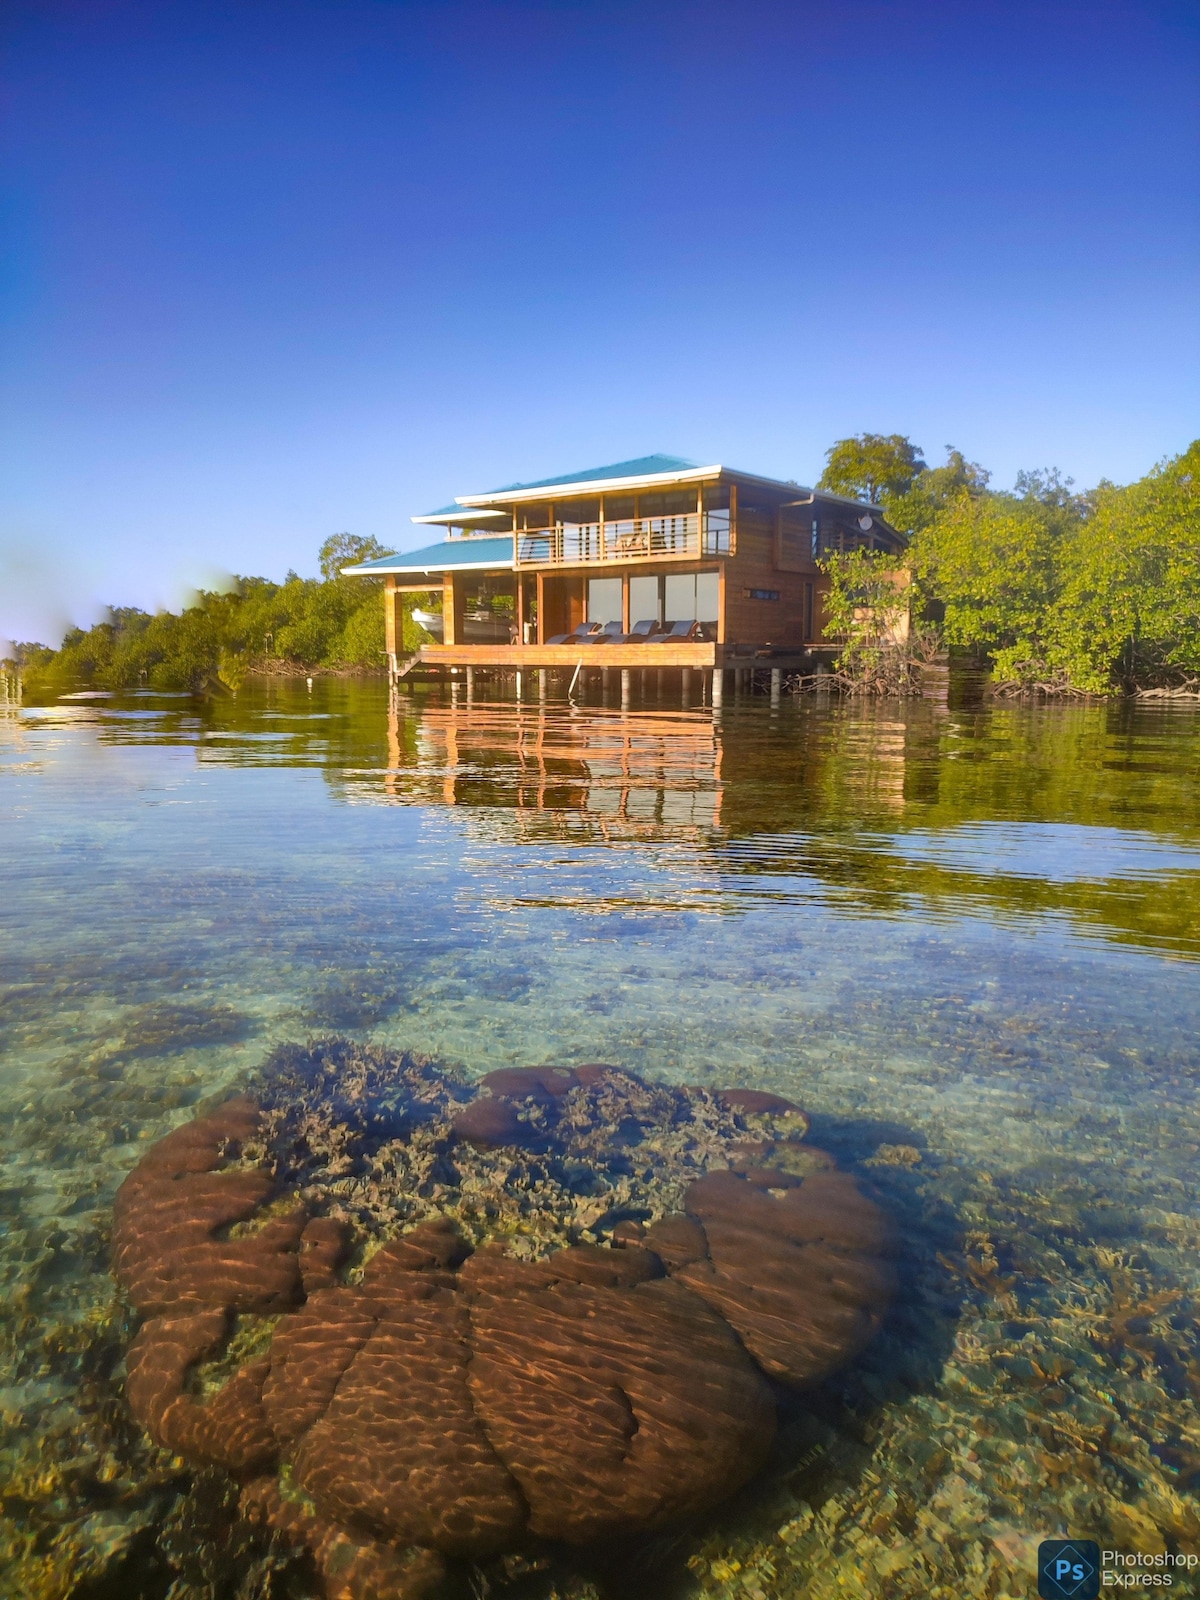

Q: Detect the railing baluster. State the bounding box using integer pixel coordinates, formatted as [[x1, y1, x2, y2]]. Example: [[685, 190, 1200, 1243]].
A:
[[515, 507, 729, 566]]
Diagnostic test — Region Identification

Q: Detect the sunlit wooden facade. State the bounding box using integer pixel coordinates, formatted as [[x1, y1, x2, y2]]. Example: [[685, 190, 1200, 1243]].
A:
[[344, 455, 903, 682]]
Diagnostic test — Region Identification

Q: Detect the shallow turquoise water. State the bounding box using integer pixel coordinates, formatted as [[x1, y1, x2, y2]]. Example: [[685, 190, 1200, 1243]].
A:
[[2, 678, 1199, 1596]]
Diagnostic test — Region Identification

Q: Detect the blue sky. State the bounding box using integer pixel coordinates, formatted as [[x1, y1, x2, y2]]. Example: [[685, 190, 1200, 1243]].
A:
[[2, 0, 1197, 645]]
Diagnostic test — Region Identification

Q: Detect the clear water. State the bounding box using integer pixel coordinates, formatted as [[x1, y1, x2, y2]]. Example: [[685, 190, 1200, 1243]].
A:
[[2, 677, 1199, 1597]]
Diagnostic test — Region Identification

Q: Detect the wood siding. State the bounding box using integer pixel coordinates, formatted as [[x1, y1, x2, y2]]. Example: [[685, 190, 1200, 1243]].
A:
[[721, 507, 829, 649]]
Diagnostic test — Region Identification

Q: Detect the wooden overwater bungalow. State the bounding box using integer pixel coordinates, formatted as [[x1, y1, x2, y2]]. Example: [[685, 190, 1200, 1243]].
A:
[[344, 454, 904, 704]]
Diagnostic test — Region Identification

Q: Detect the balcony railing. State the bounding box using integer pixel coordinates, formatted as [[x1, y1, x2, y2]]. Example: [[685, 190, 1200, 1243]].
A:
[[515, 510, 732, 568]]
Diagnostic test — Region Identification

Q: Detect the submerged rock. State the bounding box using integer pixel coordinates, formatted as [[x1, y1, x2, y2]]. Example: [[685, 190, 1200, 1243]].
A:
[[110, 1040, 895, 1597]]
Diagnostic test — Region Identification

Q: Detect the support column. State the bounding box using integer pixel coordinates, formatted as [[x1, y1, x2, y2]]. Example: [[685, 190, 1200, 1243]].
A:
[[681, 668, 691, 707], [601, 667, 611, 694], [770, 667, 782, 706], [538, 669, 547, 700], [656, 668, 664, 700], [384, 578, 400, 669], [515, 670, 523, 700], [711, 668, 723, 710], [465, 666, 475, 699], [621, 668, 631, 709], [442, 572, 465, 646]]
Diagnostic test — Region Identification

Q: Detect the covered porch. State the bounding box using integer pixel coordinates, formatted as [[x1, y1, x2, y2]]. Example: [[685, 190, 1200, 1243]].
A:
[[390, 564, 728, 652]]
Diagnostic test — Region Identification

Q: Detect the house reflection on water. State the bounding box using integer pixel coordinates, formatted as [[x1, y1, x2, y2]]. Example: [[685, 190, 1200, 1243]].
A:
[[382, 697, 729, 839], [373, 689, 913, 848]]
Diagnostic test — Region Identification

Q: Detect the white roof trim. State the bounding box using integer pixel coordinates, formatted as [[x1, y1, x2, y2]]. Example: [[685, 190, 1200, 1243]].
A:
[[456, 463, 885, 515], [411, 508, 511, 526], [457, 464, 723, 507], [342, 557, 516, 577]]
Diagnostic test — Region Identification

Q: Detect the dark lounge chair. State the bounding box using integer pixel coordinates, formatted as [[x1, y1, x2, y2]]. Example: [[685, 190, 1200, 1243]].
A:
[[577, 620, 626, 644], [647, 619, 702, 642], [547, 622, 602, 645], [615, 618, 662, 642]]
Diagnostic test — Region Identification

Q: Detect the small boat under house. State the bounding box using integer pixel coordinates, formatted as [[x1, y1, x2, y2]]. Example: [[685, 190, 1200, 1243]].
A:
[[344, 455, 904, 702]]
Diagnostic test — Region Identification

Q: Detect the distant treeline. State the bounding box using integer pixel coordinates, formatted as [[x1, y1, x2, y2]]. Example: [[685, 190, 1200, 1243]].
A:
[[9, 442, 1199, 697], [818, 436, 1200, 694], [8, 535, 430, 695]]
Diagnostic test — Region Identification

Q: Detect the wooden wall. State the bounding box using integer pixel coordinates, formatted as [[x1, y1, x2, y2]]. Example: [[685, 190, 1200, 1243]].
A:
[[722, 507, 828, 648]]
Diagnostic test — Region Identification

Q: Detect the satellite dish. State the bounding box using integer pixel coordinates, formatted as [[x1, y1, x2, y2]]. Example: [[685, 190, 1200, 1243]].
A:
[[858, 515, 873, 532]]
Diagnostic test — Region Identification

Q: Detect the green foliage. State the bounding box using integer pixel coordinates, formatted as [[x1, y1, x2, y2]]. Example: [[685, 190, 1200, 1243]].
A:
[[3, 642, 54, 672], [820, 548, 911, 652], [818, 548, 923, 694], [818, 434, 927, 505], [334, 590, 387, 665], [1050, 442, 1200, 692], [317, 532, 392, 582], [20, 537, 396, 696], [816, 433, 1200, 694], [908, 493, 1063, 674], [886, 447, 991, 534], [905, 441, 1200, 693]]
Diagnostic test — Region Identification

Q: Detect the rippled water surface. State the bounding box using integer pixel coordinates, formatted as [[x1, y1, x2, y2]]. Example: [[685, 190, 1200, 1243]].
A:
[[2, 677, 1199, 1598]]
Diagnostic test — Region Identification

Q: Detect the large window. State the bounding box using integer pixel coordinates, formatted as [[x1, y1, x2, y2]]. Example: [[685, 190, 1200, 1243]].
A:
[[664, 572, 719, 625], [628, 575, 661, 626], [587, 577, 623, 624]]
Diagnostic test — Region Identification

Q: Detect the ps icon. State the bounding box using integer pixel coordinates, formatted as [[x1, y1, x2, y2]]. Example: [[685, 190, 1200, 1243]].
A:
[[1038, 1540, 1100, 1600]]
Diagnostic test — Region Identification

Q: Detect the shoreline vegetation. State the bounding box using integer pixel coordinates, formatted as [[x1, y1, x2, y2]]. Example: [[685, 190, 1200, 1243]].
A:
[[5, 439, 1198, 700], [5, 533, 426, 700], [814, 435, 1200, 698]]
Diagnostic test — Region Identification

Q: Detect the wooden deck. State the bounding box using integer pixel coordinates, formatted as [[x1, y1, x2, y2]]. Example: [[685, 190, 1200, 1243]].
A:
[[412, 642, 714, 670], [403, 644, 822, 676]]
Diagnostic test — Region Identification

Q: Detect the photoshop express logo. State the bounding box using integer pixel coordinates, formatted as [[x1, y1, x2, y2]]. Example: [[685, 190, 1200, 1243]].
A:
[[1038, 1540, 1100, 1600]]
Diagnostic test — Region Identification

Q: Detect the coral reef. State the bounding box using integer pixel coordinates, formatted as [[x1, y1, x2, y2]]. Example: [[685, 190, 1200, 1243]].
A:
[[109, 1042, 894, 1597], [111, 1095, 307, 1319]]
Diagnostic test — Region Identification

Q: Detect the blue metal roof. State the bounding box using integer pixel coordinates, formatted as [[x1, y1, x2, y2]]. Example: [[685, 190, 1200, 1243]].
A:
[[480, 455, 700, 494], [343, 535, 515, 576]]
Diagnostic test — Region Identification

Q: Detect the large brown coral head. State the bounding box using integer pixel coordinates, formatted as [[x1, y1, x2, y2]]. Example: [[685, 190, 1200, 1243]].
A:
[[111, 1047, 896, 1598]]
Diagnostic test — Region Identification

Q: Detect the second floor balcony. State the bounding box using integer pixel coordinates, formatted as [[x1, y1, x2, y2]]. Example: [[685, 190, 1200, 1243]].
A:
[[515, 509, 733, 569]]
